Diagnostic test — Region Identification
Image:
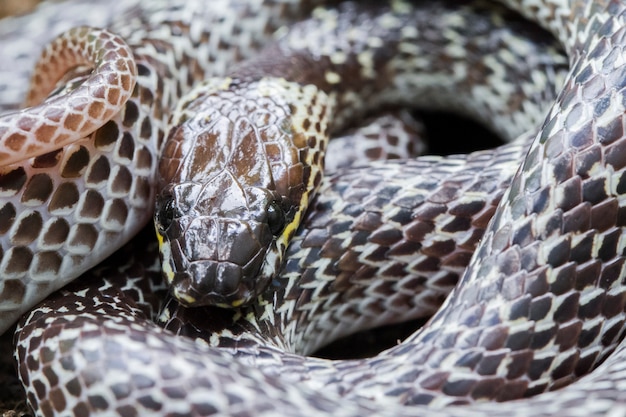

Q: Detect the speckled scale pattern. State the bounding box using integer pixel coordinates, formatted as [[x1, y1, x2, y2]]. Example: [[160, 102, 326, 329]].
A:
[[0, 107, 153, 317], [0, 27, 136, 164], [272, 0, 568, 141], [155, 0, 569, 309], [0, 72, 156, 333], [401, 0, 626, 405], [0, 0, 325, 334], [160, 133, 536, 354], [11, 0, 609, 415], [277, 136, 537, 354], [12, 0, 626, 415], [154, 0, 626, 412], [323, 111, 428, 173], [18, 225, 626, 417], [0, 0, 143, 112]]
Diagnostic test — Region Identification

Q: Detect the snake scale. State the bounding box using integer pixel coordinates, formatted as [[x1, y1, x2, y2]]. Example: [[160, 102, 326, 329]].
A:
[[1, 0, 626, 415]]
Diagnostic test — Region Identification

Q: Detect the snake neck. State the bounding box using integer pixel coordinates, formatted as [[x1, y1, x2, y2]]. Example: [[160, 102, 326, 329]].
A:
[[0, 0, 333, 334]]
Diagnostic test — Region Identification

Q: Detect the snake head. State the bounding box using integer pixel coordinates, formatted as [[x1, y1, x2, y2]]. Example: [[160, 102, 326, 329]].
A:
[[155, 181, 291, 307], [155, 77, 329, 307]]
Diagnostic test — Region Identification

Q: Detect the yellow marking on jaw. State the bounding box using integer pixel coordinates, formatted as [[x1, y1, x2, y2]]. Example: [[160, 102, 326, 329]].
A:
[[155, 224, 177, 282], [156, 227, 198, 304], [280, 207, 304, 247], [258, 79, 333, 267], [157, 224, 265, 308]]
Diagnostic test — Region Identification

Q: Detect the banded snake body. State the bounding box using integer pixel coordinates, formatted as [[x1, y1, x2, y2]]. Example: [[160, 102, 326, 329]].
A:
[[1, 0, 626, 415]]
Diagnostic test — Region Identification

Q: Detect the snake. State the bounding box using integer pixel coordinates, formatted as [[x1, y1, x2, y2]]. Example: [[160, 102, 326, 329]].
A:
[[0, 0, 324, 333], [3, 0, 626, 415], [0, 0, 560, 333]]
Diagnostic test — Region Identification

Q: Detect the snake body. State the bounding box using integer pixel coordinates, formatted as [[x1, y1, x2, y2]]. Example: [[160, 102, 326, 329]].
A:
[[0, 0, 321, 334], [154, 0, 565, 308], [152, 0, 626, 405], [5, 0, 626, 415]]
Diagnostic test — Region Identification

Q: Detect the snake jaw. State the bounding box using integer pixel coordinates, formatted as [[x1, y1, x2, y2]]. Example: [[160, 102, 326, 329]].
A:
[[161, 237, 269, 308], [155, 182, 279, 307]]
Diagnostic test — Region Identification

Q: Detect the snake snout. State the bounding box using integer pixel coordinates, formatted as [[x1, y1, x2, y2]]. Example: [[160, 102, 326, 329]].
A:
[[164, 215, 274, 307], [170, 260, 252, 307]]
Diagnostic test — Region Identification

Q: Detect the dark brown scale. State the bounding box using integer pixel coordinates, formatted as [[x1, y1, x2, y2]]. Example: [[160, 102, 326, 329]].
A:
[[77, 190, 104, 220], [116, 132, 135, 161], [3, 247, 33, 274], [85, 155, 111, 185], [0, 167, 27, 196], [32, 252, 62, 276], [134, 146, 153, 171], [122, 100, 139, 127], [67, 224, 98, 251], [0, 203, 16, 235], [132, 176, 152, 204], [60, 146, 90, 178], [110, 166, 133, 194], [10, 211, 43, 245], [21, 0, 626, 414], [105, 199, 129, 227], [94, 120, 120, 149], [32, 149, 62, 168], [21, 173, 54, 204], [41, 218, 70, 247], [139, 117, 152, 140], [0, 279, 25, 304]]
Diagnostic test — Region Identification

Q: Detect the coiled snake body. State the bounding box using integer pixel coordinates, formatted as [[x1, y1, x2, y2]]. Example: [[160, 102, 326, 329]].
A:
[[0, 0, 317, 333], [3, 0, 626, 415]]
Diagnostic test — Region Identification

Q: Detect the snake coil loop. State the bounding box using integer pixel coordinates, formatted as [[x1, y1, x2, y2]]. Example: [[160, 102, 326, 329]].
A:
[[6, 0, 626, 416]]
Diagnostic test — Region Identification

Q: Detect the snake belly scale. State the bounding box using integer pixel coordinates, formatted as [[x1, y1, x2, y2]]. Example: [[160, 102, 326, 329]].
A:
[[4, 0, 626, 416]]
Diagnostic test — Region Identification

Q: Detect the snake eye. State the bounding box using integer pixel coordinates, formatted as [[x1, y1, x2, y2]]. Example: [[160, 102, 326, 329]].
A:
[[156, 197, 176, 233], [267, 200, 286, 236]]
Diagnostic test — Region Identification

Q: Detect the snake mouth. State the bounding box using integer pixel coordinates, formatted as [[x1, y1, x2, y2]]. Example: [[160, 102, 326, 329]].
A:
[[169, 260, 257, 307], [163, 231, 272, 308]]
